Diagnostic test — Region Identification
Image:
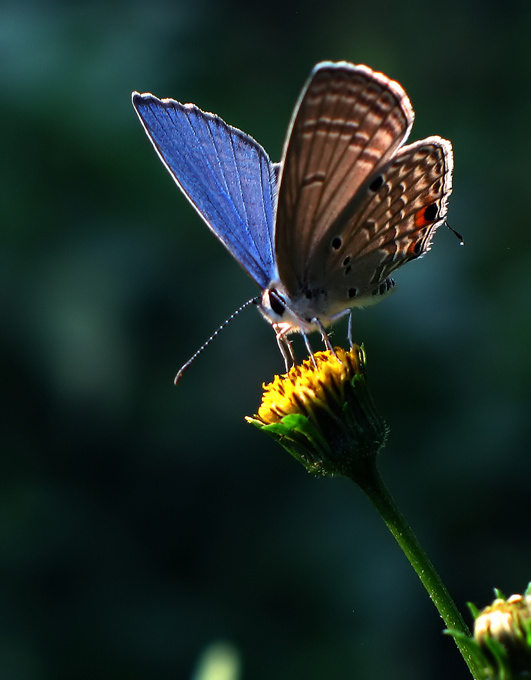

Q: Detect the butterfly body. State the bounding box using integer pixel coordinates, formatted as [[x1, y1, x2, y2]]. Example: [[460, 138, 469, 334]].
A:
[[133, 61, 453, 352]]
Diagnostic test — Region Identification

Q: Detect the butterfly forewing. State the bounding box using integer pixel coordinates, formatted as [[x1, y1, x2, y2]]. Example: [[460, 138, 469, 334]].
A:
[[304, 136, 453, 316], [275, 62, 415, 294], [133, 93, 277, 289]]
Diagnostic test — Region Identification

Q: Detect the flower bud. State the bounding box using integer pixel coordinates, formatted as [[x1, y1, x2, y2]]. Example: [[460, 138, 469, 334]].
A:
[[472, 587, 531, 678]]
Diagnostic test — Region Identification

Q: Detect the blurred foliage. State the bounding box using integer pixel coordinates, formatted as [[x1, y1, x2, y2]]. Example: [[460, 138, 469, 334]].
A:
[[3, 0, 531, 678]]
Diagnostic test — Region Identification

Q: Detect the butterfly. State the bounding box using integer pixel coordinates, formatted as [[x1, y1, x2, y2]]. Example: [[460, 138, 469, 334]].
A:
[[133, 61, 453, 372]]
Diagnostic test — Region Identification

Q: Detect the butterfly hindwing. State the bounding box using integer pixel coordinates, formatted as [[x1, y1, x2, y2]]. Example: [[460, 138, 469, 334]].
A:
[[133, 93, 277, 289], [302, 136, 453, 315], [275, 62, 415, 295]]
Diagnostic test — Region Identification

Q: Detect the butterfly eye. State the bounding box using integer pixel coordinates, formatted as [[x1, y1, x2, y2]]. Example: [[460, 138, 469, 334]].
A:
[[415, 202, 439, 227], [331, 236, 342, 250], [348, 288, 357, 299], [261, 288, 287, 318], [269, 290, 286, 316], [369, 175, 384, 192]]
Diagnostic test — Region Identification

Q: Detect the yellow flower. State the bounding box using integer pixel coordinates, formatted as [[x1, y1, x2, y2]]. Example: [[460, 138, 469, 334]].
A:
[[246, 346, 387, 480], [255, 346, 364, 424]]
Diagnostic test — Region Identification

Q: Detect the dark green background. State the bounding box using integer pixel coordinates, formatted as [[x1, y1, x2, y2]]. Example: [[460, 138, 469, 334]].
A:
[[3, 0, 531, 678]]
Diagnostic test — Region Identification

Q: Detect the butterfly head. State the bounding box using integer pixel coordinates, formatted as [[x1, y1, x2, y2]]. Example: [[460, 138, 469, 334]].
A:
[[258, 284, 315, 336], [258, 282, 356, 336]]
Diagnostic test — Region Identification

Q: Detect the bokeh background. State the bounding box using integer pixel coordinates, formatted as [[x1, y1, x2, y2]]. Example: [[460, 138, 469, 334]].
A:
[[3, 0, 531, 678]]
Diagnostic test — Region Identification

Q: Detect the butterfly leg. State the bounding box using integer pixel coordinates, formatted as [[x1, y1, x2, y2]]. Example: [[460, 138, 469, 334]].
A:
[[275, 328, 297, 372], [347, 310, 353, 347], [313, 318, 339, 361], [276, 334, 290, 372], [301, 332, 318, 368]]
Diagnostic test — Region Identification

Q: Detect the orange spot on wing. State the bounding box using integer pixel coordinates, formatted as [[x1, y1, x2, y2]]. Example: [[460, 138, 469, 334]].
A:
[[415, 208, 430, 228], [415, 202, 438, 228]]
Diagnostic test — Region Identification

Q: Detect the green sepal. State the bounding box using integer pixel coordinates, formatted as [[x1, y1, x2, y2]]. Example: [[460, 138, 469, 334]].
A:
[[468, 602, 481, 619], [246, 414, 340, 477]]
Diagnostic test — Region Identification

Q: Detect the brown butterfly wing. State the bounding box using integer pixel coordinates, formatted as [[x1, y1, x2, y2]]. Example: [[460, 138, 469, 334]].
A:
[[302, 137, 453, 317], [275, 62, 415, 295], [307, 137, 453, 316]]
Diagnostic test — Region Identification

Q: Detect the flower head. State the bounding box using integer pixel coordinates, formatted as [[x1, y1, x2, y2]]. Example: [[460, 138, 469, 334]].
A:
[[471, 587, 531, 678], [246, 346, 387, 482]]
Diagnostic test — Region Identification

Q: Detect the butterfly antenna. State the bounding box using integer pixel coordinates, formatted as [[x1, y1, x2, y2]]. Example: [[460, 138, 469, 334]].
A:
[[174, 297, 259, 385], [445, 221, 465, 246]]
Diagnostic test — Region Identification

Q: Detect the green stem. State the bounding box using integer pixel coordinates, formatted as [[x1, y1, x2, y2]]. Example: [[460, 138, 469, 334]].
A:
[[357, 461, 484, 680]]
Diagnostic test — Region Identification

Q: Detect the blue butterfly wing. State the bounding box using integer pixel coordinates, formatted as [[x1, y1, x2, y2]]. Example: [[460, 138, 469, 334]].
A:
[[133, 93, 277, 289]]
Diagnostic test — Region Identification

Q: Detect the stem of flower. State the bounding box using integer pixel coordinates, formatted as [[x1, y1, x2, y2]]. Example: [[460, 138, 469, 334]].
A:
[[357, 461, 485, 680]]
